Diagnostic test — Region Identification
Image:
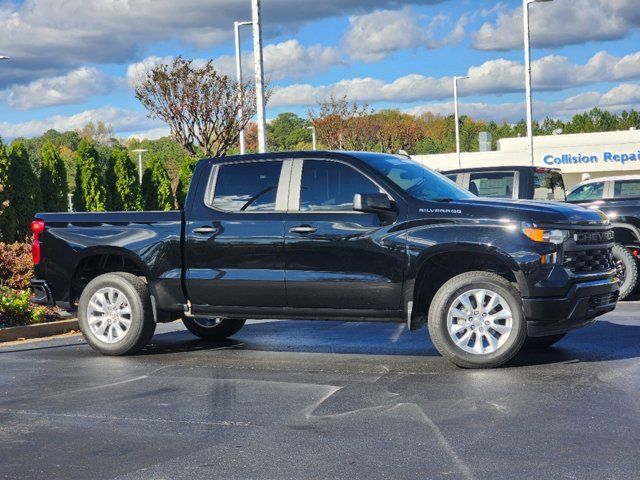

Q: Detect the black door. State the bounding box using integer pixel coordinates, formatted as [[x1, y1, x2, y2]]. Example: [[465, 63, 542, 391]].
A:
[[285, 159, 406, 312], [184, 159, 289, 309]]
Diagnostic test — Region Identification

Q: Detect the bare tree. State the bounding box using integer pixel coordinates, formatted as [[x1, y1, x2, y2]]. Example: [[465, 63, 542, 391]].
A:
[[135, 57, 258, 157]]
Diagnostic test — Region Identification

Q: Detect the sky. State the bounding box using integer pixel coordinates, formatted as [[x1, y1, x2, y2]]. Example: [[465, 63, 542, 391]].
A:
[[0, 0, 639, 140]]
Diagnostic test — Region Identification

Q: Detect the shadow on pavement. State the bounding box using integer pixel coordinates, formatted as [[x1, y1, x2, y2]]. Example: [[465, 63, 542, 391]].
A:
[[136, 318, 640, 368]]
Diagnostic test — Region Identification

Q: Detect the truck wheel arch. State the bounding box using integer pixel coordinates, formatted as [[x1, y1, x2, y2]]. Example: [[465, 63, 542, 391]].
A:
[[408, 246, 525, 329], [70, 248, 149, 305]]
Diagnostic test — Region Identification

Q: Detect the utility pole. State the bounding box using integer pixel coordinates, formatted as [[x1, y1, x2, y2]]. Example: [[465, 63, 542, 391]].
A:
[[132, 149, 148, 185], [453, 75, 468, 169], [252, 0, 267, 153], [308, 126, 317, 150], [234, 20, 253, 155], [524, 0, 553, 166]]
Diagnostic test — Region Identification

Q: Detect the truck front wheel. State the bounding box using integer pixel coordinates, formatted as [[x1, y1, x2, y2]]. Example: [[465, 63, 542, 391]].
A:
[[428, 271, 526, 369], [182, 317, 246, 340], [78, 272, 156, 356]]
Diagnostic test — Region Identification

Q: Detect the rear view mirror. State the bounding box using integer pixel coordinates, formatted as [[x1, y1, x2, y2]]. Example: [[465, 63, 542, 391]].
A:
[[353, 193, 393, 213]]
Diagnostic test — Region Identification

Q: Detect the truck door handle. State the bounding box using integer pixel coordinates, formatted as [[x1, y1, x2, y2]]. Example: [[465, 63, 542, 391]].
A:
[[289, 225, 317, 234], [193, 226, 218, 235]]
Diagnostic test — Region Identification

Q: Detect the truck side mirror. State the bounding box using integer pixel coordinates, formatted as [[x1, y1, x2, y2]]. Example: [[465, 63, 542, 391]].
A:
[[353, 193, 393, 213]]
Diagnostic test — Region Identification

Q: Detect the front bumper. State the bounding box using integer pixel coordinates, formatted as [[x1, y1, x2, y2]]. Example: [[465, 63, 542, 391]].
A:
[[523, 277, 619, 337], [30, 279, 55, 306]]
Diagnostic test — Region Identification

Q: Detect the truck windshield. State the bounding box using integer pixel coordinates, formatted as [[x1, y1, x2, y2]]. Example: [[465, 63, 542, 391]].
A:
[[362, 155, 474, 201], [534, 171, 566, 201]]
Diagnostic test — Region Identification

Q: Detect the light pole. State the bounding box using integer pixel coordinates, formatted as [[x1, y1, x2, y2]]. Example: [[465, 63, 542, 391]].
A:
[[252, 0, 267, 153], [453, 75, 468, 169], [235, 20, 253, 155], [308, 125, 317, 150], [0, 56, 9, 60], [132, 149, 148, 185], [524, 0, 553, 166]]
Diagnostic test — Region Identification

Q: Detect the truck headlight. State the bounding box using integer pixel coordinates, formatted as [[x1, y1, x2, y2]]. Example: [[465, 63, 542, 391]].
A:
[[522, 223, 570, 244]]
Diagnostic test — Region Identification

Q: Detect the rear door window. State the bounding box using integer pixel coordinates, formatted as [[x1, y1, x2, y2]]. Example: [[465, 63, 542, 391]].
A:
[[469, 172, 515, 198], [209, 161, 283, 212], [614, 180, 640, 198], [567, 182, 604, 201], [534, 171, 566, 201]]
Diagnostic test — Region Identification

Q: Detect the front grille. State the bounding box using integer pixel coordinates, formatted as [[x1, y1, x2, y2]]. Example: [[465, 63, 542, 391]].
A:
[[589, 291, 619, 309], [564, 248, 615, 274], [573, 229, 614, 245]]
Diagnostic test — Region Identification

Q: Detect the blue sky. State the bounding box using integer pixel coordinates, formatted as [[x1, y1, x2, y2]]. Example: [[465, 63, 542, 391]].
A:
[[0, 0, 639, 139]]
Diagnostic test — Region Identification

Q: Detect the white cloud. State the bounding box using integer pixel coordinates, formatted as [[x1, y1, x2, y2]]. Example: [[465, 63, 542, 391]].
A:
[[344, 7, 467, 62], [473, 0, 640, 51], [0, 105, 161, 139], [2, 67, 113, 110], [0, 0, 445, 87], [270, 50, 640, 107], [405, 83, 640, 123], [126, 40, 343, 91]]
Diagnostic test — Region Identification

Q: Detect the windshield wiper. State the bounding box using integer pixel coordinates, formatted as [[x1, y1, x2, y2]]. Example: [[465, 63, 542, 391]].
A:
[[431, 198, 455, 202]]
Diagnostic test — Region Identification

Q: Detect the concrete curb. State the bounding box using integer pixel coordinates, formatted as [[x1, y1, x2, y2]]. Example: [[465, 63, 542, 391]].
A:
[[0, 319, 79, 343]]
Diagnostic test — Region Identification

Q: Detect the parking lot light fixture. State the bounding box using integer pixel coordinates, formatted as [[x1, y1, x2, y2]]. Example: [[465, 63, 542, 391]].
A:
[[453, 75, 469, 169], [524, 0, 553, 166]]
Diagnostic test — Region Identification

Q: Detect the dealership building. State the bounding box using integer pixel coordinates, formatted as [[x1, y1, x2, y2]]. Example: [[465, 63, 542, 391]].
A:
[[413, 129, 640, 189]]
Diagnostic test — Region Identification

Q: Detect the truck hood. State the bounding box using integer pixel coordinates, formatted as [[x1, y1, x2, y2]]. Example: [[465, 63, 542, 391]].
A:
[[422, 197, 609, 226]]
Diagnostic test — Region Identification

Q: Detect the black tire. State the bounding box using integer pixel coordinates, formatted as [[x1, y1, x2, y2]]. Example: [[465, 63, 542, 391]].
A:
[[78, 272, 156, 356], [428, 271, 527, 369], [182, 317, 246, 340], [613, 243, 638, 300], [524, 333, 566, 349]]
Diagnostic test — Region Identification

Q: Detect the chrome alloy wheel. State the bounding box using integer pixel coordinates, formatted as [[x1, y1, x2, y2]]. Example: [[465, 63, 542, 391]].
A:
[[446, 288, 513, 355], [86, 287, 132, 344], [193, 318, 224, 328]]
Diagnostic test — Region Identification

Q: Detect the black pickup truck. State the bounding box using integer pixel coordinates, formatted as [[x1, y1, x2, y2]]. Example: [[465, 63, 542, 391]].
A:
[[30, 152, 619, 368]]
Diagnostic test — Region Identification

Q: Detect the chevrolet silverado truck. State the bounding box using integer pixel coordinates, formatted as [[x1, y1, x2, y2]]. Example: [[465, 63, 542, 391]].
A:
[[30, 152, 619, 368], [567, 175, 640, 300]]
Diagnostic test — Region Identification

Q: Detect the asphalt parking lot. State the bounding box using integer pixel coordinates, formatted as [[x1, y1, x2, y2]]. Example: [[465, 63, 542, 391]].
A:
[[1, 301, 640, 480]]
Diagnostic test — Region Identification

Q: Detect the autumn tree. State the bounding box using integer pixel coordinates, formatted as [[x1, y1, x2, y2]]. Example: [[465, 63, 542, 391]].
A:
[[7, 140, 41, 239], [75, 138, 106, 212], [135, 56, 258, 158], [142, 156, 175, 211], [309, 95, 373, 150], [40, 141, 69, 212]]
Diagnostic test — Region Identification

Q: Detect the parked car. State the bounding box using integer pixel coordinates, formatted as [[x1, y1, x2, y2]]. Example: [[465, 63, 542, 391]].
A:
[[30, 152, 618, 368], [567, 176, 640, 299]]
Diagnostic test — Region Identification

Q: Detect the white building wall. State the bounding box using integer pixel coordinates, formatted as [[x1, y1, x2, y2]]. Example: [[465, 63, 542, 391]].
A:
[[413, 129, 640, 189]]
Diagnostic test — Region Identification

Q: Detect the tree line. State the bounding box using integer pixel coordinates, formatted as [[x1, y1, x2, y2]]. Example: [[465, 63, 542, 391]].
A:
[[0, 134, 193, 242]]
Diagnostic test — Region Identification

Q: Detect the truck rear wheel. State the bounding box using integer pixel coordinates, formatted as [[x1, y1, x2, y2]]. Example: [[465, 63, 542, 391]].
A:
[[78, 272, 156, 356], [428, 271, 526, 369], [613, 243, 638, 300], [182, 317, 246, 340]]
